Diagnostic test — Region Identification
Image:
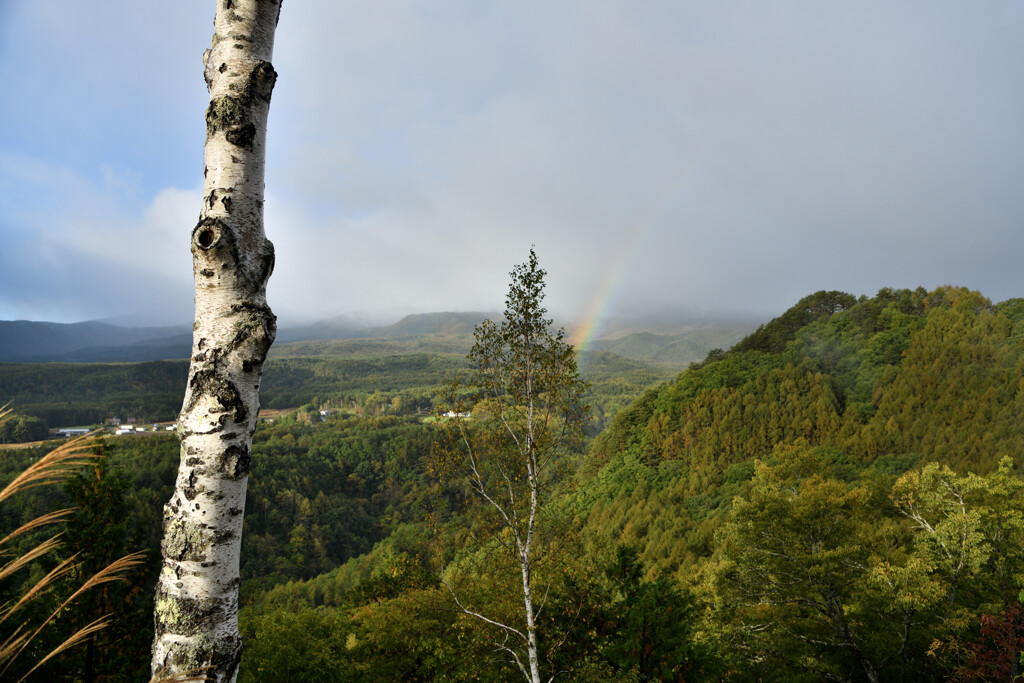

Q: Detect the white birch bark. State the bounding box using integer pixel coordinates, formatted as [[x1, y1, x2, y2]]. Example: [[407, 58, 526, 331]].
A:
[[151, 2, 281, 680], [440, 252, 585, 683]]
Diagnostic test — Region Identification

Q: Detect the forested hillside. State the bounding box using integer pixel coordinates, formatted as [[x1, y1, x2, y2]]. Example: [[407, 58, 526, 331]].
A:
[[574, 286, 1024, 679], [239, 286, 1024, 681], [0, 348, 667, 435], [2, 286, 1023, 680]]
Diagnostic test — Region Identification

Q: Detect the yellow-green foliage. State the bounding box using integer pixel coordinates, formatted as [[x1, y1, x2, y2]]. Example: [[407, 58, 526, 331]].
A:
[[582, 287, 1024, 577], [709, 451, 1024, 680], [225, 286, 1024, 681]]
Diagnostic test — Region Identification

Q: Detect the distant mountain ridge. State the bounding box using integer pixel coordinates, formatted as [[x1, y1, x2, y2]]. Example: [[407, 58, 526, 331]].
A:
[[589, 328, 749, 369], [376, 311, 489, 338], [0, 312, 495, 363], [275, 314, 380, 344], [0, 320, 192, 362], [0, 311, 747, 368]]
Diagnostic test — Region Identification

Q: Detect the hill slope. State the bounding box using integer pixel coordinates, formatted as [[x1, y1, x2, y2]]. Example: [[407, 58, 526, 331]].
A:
[[8, 286, 1023, 680], [230, 286, 1024, 681], [579, 286, 1024, 578], [590, 327, 749, 370]]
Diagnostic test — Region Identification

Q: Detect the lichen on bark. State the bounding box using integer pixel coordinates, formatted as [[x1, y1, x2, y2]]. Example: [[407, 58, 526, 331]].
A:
[[161, 516, 209, 563], [154, 594, 233, 639], [152, 2, 282, 681], [205, 95, 245, 134]]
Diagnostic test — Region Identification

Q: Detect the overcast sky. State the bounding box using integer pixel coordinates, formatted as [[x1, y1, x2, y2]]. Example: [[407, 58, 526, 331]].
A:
[[0, 1, 1021, 327]]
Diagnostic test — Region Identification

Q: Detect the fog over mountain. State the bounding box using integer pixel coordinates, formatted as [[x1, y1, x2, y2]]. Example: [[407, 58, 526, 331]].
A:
[[1, 2, 1021, 325]]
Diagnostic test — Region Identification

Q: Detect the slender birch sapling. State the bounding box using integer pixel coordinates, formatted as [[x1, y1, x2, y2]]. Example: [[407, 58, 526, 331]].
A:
[[151, 1, 281, 680], [435, 250, 587, 683]]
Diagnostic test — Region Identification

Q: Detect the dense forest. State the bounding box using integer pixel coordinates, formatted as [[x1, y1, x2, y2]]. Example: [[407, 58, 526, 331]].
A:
[[2, 285, 1023, 680], [0, 348, 668, 433]]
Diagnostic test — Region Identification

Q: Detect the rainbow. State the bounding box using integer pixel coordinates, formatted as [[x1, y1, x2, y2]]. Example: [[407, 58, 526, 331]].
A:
[[570, 225, 652, 365]]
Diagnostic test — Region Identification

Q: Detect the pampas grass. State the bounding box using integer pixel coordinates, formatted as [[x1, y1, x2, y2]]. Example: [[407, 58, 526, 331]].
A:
[[0, 405, 145, 681]]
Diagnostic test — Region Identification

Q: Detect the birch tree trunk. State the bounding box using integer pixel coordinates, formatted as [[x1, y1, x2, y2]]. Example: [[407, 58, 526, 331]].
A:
[[436, 250, 587, 683], [151, 2, 281, 680]]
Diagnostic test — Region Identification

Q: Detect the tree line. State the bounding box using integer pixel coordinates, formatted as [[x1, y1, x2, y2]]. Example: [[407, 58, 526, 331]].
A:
[[3, 285, 1024, 680]]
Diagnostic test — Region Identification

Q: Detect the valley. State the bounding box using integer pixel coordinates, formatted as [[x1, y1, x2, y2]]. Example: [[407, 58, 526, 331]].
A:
[[3, 286, 1024, 680]]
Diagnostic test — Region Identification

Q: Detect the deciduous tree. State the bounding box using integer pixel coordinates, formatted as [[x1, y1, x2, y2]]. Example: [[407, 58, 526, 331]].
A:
[[435, 250, 587, 683], [151, 1, 282, 680]]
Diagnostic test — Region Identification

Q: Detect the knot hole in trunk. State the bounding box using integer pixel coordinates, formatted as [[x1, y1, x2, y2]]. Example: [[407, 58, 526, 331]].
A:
[[193, 221, 222, 251]]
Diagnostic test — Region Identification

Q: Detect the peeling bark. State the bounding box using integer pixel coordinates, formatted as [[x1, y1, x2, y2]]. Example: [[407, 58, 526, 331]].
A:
[[151, 2, 281, 681]]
